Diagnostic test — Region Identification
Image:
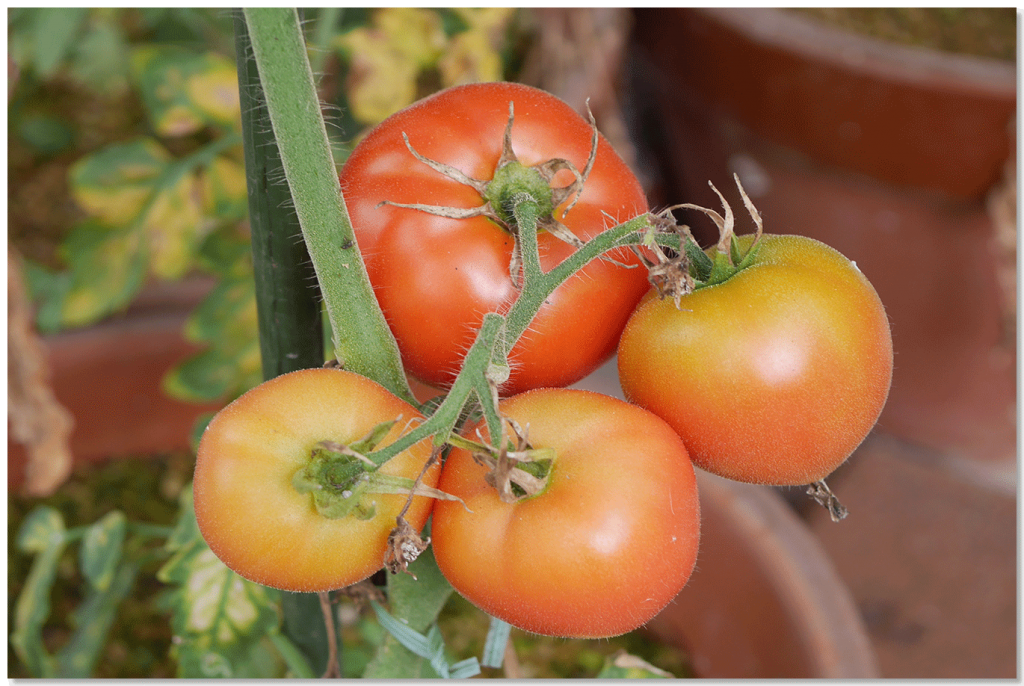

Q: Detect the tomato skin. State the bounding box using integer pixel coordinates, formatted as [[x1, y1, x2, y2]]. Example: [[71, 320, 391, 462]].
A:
[[339, 82, 650, 395], [193, 368, 437, 592], [617, 234, 893, 486], [430, 388, 700, 639]]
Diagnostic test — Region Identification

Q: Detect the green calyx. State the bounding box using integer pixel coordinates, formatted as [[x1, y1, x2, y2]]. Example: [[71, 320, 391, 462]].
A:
[[506, 453, 553, 500], [292, 419, 405, 520], [484, 160, 557, 228], [292, 444, 380, 520], [292, 419, 465, 520], [644, 174, 765, 303], [702, 232, 762, 288]]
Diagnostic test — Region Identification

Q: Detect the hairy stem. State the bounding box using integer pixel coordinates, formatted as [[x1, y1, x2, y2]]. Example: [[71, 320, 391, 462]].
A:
[[243, 8, 413, 403]]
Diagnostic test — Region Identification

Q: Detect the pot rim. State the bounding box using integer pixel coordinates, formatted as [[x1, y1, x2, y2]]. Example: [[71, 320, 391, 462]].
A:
[[698, 8, 1016, 96]]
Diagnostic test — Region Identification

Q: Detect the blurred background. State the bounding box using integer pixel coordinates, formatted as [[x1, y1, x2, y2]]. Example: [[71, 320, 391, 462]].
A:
[[8, 8, 1017, 678]]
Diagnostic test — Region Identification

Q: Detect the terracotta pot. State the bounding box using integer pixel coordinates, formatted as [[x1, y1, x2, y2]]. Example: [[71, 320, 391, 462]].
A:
[[7, 278, 221, 491], [646, 471, 878, 677], [625, 8, 1016, 470]]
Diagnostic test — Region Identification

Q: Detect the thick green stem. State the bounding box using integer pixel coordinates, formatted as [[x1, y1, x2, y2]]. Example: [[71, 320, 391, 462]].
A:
[[243, 8, 413, 403], [235, 13, 323, 380]]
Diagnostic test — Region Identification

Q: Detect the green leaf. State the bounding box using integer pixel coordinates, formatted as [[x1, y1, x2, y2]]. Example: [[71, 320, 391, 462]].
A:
[[363, 546, 456, 678], [80, 510, 128, 592], [130, 46, 240, 137], [30, 7, 89, 77], [56, 560, 138, 678], [17, 505, 66, 553], [267, 630, 317, 679], [181, 272, 257, 342], [69, 18, 130, 94], [162, 273, 262, 402], [17, 113, 75, 155], [158, 485, 283, 678], [370, 602, 480, 679], [195, 226, 253, 278], [162, 483, 204, 555], [596, 651, 673, 679], [11, 507, 68, 677], [22, 260, 72, 334], [481, 616, 512, 669]]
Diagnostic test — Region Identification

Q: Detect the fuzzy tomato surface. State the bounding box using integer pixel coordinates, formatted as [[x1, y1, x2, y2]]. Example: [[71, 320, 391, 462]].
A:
[[339, 82, 650, 395], [430, 388, 700, 638], [618, 234, 893, 485], [193, 368, 437, 592]]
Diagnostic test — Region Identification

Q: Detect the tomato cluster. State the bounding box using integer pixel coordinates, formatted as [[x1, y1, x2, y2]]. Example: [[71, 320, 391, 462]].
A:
[[193, 82, 892, 639]]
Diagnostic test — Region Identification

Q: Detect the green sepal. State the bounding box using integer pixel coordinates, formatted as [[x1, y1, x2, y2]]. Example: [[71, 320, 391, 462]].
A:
[[681, 233, 713, 283], [291, 448, 376, 520], [698, 233, 763, 290], [350, 419, 400, 454], [705, 245, 737, 286]]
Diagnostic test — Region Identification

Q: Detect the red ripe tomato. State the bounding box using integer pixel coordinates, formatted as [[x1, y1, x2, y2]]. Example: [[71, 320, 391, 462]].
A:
[[339, 82, 650, 395], [617, 234, 893, 486], [193, 368, 437, 592], [430, 388, 700, 638]]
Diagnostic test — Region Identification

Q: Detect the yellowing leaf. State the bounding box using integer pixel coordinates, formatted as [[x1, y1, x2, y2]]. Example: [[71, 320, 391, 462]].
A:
[[70, 138, 170, 225], [185, 58, 241, 128], [143, 171, 207, 280], [157, 103, 205, 138], [376, 8, 446, 68], [132, 46, 239, 137], [338, 28, 419, 124], [59, 224, 146, 328], [439, 31, 504, 88], [453, 8, 517, 35], [73, 185, 153, 226], [202, 155, 248, 220]]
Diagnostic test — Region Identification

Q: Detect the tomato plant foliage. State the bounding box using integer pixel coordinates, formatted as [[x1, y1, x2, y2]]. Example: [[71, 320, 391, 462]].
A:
[[339, 81, 651, 395]]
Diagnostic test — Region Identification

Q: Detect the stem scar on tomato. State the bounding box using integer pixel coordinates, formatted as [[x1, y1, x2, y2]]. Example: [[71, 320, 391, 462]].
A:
[[446, 416, 555, 504], [291, 419, 464, 522]]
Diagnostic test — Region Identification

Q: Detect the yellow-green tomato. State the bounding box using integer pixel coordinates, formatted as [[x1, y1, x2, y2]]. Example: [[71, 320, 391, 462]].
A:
[[193, 368, 437, 592], [618, 234, 893, 486]]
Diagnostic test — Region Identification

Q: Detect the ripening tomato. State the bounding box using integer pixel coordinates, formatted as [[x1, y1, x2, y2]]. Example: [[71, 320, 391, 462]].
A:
[[430, 388, 700, 638], [617, 234, 893, 486], [339, 82, 650, 395], [193, 368, 437, 592]]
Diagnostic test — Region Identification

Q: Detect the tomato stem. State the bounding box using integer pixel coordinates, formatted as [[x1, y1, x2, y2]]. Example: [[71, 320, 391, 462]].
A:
[[243, 8, 414, 403]]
